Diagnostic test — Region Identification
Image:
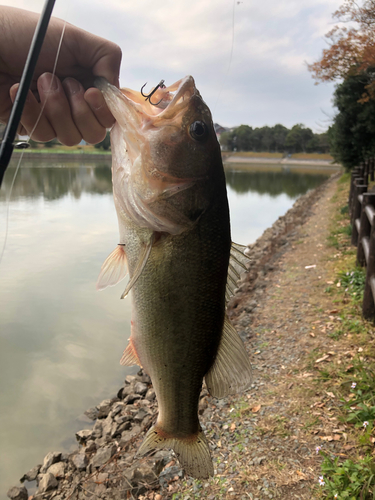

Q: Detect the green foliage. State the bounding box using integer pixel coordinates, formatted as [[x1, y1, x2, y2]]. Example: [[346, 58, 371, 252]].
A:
[[285, 123, 314, 153], [339, 268, 366, 300], [94, 131, 111, 150], [345, 403, 375, 426], [219, 123, 328, 153], [43, 138, 59, 148], [329, 68, 375, 169], [320, 452, 375, 499]]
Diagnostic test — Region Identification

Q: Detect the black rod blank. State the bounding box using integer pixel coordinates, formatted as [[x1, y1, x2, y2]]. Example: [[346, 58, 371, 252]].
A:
[[0, 0, 57, 188]]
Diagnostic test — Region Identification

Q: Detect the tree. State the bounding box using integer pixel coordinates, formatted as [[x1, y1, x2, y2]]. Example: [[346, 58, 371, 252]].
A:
[[328, 68, 375, 168], [285, 124, 314, 153], [308, 0, 375, 101], [234, 125, 253, 151]]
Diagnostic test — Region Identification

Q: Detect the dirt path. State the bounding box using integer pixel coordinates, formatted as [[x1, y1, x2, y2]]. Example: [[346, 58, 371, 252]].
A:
[[171, 175, 347, 499]]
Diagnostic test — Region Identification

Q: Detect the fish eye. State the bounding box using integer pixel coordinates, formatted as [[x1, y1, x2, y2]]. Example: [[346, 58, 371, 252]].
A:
[[189, 121, 208, 141]]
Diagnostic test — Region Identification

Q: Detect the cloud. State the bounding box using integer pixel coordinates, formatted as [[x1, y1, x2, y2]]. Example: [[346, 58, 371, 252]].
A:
[[4, 0, 343, 130]]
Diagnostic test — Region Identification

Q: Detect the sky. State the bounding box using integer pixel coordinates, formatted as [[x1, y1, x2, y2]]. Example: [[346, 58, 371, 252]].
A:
[[4, 0, 344, 132]]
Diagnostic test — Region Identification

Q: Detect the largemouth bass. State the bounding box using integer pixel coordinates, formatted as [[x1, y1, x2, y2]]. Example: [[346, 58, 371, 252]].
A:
[[96, 76, 252, 479]]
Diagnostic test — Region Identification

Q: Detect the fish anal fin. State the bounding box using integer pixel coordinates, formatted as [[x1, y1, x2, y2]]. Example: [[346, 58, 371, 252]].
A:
[[121, 233, 154, 299], [205, 315, 252, 399], [96, 245, 128, 291], [120, 338, 142, 367], [226, 241, 250, 302], [137, 425, 213, 479]]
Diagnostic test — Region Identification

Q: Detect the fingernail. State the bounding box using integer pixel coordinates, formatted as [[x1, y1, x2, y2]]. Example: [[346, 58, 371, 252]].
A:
[[63, 78, 82, 96], [86, 90, 104, 111], [39, 73, 59, 92]]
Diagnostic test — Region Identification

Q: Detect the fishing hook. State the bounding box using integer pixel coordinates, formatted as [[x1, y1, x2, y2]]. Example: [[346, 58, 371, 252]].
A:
[[140, 79, 166, 106]]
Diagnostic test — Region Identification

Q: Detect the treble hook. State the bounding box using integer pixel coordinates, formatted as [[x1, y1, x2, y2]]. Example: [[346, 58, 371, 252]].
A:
[[140, 79, 166, 106]]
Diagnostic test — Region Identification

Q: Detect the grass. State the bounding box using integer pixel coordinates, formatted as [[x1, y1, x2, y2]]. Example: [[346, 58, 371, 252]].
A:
[[23, 146, 111, 154], [228, 152, 334, 160], [313, 174, 375, 499]]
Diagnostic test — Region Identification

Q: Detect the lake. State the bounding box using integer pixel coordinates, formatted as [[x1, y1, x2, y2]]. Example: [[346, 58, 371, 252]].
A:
[[0, 158, 334, 495]]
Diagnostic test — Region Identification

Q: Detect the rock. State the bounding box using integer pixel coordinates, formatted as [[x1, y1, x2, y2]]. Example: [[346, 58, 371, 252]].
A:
[[133, 463, 158, 485], [152, 451, 173, 475], [108, 402, 124, 419], [40, 451, 62, 473], [133, 382, 148, 395], [85, 440, 97, 452], [97, 399, 112, 418], [7, 486, 28, 500], [115, 420, 131, 435], [76, 429, 93, 443], [124, 393, 142, 404], [91, 444, 116, 468], [125, 375, 136, 384], [37, 473, 58, 493], [84, 407, 99, 420], [159, 465, 184, 488], [253, 456, 266, 465], [145, 388, 156, 401], [20, 464, 41, 482], [137, 370, 151, 384], [72, 451, 88, 471], [102, 415, 115, 436], [47, 461, 66, 478], [134, 408, 149, 422], [92, 420, 103, 439], [122, 463, 158, 496]]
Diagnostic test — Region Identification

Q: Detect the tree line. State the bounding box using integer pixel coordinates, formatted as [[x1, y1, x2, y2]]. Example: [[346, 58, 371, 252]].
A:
[[219, 124, 330, 154], [309, 0, 375, 169]]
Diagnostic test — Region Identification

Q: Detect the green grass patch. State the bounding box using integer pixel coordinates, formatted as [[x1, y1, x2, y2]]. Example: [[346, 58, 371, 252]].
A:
[[319, 452, 375, 499]]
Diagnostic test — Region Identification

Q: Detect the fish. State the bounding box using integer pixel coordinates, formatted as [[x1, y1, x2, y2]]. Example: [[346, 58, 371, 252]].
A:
[[95, 76, 252, 479]]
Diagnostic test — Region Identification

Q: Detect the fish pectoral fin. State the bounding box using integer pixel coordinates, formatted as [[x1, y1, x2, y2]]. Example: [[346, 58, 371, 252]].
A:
[[205, 315, 252, 399], [96, 245, 128, 291], [137, 425, 213, 479], [120, 233, 154, 299], [225, 242, 250, 303], [120, 338, 142, 367]]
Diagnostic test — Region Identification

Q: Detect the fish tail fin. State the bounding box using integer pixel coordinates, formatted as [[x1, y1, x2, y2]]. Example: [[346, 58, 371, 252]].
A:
[[137, 424, 213, 479]]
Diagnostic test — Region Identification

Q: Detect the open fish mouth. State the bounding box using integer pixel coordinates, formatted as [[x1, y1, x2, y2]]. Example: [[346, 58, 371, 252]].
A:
[[95, 76, 198, 123]]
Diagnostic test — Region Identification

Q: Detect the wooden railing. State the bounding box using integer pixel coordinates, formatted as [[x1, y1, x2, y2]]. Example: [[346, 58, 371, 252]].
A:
[[349, 157, 375, 319]]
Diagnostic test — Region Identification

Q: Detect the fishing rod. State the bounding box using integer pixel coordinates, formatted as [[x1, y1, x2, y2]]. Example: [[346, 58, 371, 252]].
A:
[[0, 0, 57, 189]]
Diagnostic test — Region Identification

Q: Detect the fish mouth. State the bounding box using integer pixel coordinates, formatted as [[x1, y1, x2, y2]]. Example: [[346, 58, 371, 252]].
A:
[[95, 76, 198, 126]]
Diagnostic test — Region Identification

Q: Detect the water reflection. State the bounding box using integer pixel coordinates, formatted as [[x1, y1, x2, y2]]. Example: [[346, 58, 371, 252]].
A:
[[3, 160, 112, 200], [225, 168, 329, 197], [0, 160, 329, 495]]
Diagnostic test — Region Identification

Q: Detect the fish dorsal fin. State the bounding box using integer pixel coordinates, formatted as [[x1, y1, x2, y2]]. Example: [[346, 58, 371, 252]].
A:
[[205, 315, 252, 399], [120, 338, 142, 367], [120, 233, 155, 299], [225, 242, 250, 303], [96, 245, 128, 291]]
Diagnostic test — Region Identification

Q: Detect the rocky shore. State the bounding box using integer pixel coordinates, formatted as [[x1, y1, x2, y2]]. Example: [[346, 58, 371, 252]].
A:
[[7, 175, 335, 500]]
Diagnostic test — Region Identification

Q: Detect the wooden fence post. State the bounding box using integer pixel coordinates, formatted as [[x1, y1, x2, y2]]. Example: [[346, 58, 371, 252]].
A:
[[350, 169, 364, 215], [351, 180, 367, 246], [357, 193, 375, 266], [363, 219, 375, 320]]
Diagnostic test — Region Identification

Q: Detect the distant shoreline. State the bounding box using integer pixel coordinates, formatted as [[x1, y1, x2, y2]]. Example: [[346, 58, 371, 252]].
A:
[[224, 154, 339, 168], [11, 150, 340, 168]]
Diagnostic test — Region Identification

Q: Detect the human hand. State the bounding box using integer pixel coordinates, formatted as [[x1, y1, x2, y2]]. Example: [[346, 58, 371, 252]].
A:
[[0, 6, 122, 145]]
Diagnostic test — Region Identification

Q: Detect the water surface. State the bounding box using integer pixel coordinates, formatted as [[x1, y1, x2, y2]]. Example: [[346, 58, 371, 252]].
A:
[[0, 159, 331, 495]]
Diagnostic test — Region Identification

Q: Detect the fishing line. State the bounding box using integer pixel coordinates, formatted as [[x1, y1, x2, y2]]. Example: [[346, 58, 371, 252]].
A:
[[213, 0, 237, 115], [0, 19, 67, 269]]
